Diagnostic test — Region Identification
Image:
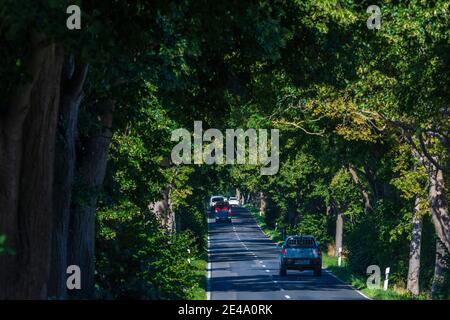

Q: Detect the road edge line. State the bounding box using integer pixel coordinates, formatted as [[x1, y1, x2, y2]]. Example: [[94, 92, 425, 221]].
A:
[[324, 269, 372, 300], [248, 205, 372, 300]]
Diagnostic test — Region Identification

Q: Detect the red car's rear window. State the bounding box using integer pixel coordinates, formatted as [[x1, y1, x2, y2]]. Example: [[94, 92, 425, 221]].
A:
[[215, 207, 230, 211]]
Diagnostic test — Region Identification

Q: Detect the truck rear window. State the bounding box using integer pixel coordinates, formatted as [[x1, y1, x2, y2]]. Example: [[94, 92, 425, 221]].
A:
[[286, 238, 315, 248]]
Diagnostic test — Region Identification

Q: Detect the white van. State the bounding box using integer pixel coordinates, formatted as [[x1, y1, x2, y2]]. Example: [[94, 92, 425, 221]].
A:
[[228, 197, 239, 207], [209, 195, 225, 208]]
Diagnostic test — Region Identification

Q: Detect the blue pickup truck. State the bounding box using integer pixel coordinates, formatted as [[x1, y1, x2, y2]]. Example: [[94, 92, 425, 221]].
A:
[[279, 235, 322, 276]]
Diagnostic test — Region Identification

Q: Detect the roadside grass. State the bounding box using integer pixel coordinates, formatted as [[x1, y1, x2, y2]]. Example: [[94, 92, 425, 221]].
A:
[[321, 253, 428, 300], [189, 252, 207, 300], [245, 204, 428, 300]]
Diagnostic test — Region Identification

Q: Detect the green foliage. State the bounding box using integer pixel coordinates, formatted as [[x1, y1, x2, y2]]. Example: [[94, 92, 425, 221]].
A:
[[2, 0, 448, 300], [294, 212, 332, 246], [96, 204, 200, 299]]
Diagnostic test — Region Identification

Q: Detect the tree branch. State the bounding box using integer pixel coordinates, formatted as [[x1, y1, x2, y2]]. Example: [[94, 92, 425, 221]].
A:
[[418, 131, 444, 171]]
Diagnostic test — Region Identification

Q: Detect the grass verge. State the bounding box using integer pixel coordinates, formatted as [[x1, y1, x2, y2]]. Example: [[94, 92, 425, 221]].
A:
[[189, 252, 207, 300], [322, 253, 427, 300]]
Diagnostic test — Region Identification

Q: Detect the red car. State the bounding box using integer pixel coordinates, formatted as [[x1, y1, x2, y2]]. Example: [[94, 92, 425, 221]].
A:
[[214, 201, 232, 223]]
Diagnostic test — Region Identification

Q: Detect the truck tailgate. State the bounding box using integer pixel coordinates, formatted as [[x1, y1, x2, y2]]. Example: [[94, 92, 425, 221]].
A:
[[284, 248, 319, 259]]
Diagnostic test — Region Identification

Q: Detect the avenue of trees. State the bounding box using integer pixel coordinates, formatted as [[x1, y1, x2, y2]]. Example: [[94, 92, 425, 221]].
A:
[[0, 0, 448, 299]]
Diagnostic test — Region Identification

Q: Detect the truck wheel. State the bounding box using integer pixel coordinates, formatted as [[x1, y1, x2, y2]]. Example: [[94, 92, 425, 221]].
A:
[[279, 267, 287, 276], [314, 268, 322, 276]]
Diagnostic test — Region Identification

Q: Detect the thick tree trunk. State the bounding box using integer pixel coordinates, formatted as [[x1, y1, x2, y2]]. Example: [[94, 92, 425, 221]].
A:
[[407, 195, 423, 295], [48, 57, 88, 299], [431, 240, 447, 298], [408, 134, 450, 254], [0, 40, 64, 299], [334, 211, 343, 257], [0, 34, 49, 299], [68, 99, 114, 298], [428, 167, 450, 253]]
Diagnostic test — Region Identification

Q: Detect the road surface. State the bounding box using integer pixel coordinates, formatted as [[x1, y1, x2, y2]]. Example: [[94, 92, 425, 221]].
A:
[[207, 206, 368, 300]]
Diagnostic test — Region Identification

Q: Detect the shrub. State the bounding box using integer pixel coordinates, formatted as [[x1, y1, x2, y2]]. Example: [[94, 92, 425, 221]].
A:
[[96, 203, 200, 299]]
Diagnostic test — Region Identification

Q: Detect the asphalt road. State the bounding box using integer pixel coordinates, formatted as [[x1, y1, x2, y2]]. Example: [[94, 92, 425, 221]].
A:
[[207, 206, 368, 300]]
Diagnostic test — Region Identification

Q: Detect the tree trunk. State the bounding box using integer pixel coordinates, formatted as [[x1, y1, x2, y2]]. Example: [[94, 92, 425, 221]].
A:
[[408, 134, 450, 254], [68, 99, 114, 298], [407, 195, 423, 295], [259, 191, 267, 216], [335, 211, 343, 257], [149, 186, 175, 232], [431, 240, 447, 298], [428, 167, 450, 253], [0, 39, 64, 299], [48, 57, 88, 299], [241, 190, 246, 205]]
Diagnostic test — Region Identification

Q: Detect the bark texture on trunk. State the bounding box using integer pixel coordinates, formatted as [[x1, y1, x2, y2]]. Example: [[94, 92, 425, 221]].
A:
[[0, 40, 64, 299], [334, 211, 343, 257], [407, 195, 423, 295], [408, 134, 450, 254], [428, 167, 450, 253], [68, 99, 114, 298], [48, 57, 88, 299], [431, 240, 447, 297]]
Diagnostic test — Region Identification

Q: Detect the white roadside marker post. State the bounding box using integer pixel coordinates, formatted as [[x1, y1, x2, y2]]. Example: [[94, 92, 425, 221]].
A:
[[338, 247, 342, 268], [384, 267, 390, 290]]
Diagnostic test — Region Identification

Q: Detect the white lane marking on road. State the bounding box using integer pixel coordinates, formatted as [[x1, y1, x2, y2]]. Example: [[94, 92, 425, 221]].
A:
[[207, 231, 211, 300], [324, 269, 372, 300], [284, 295, 291, 299]]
